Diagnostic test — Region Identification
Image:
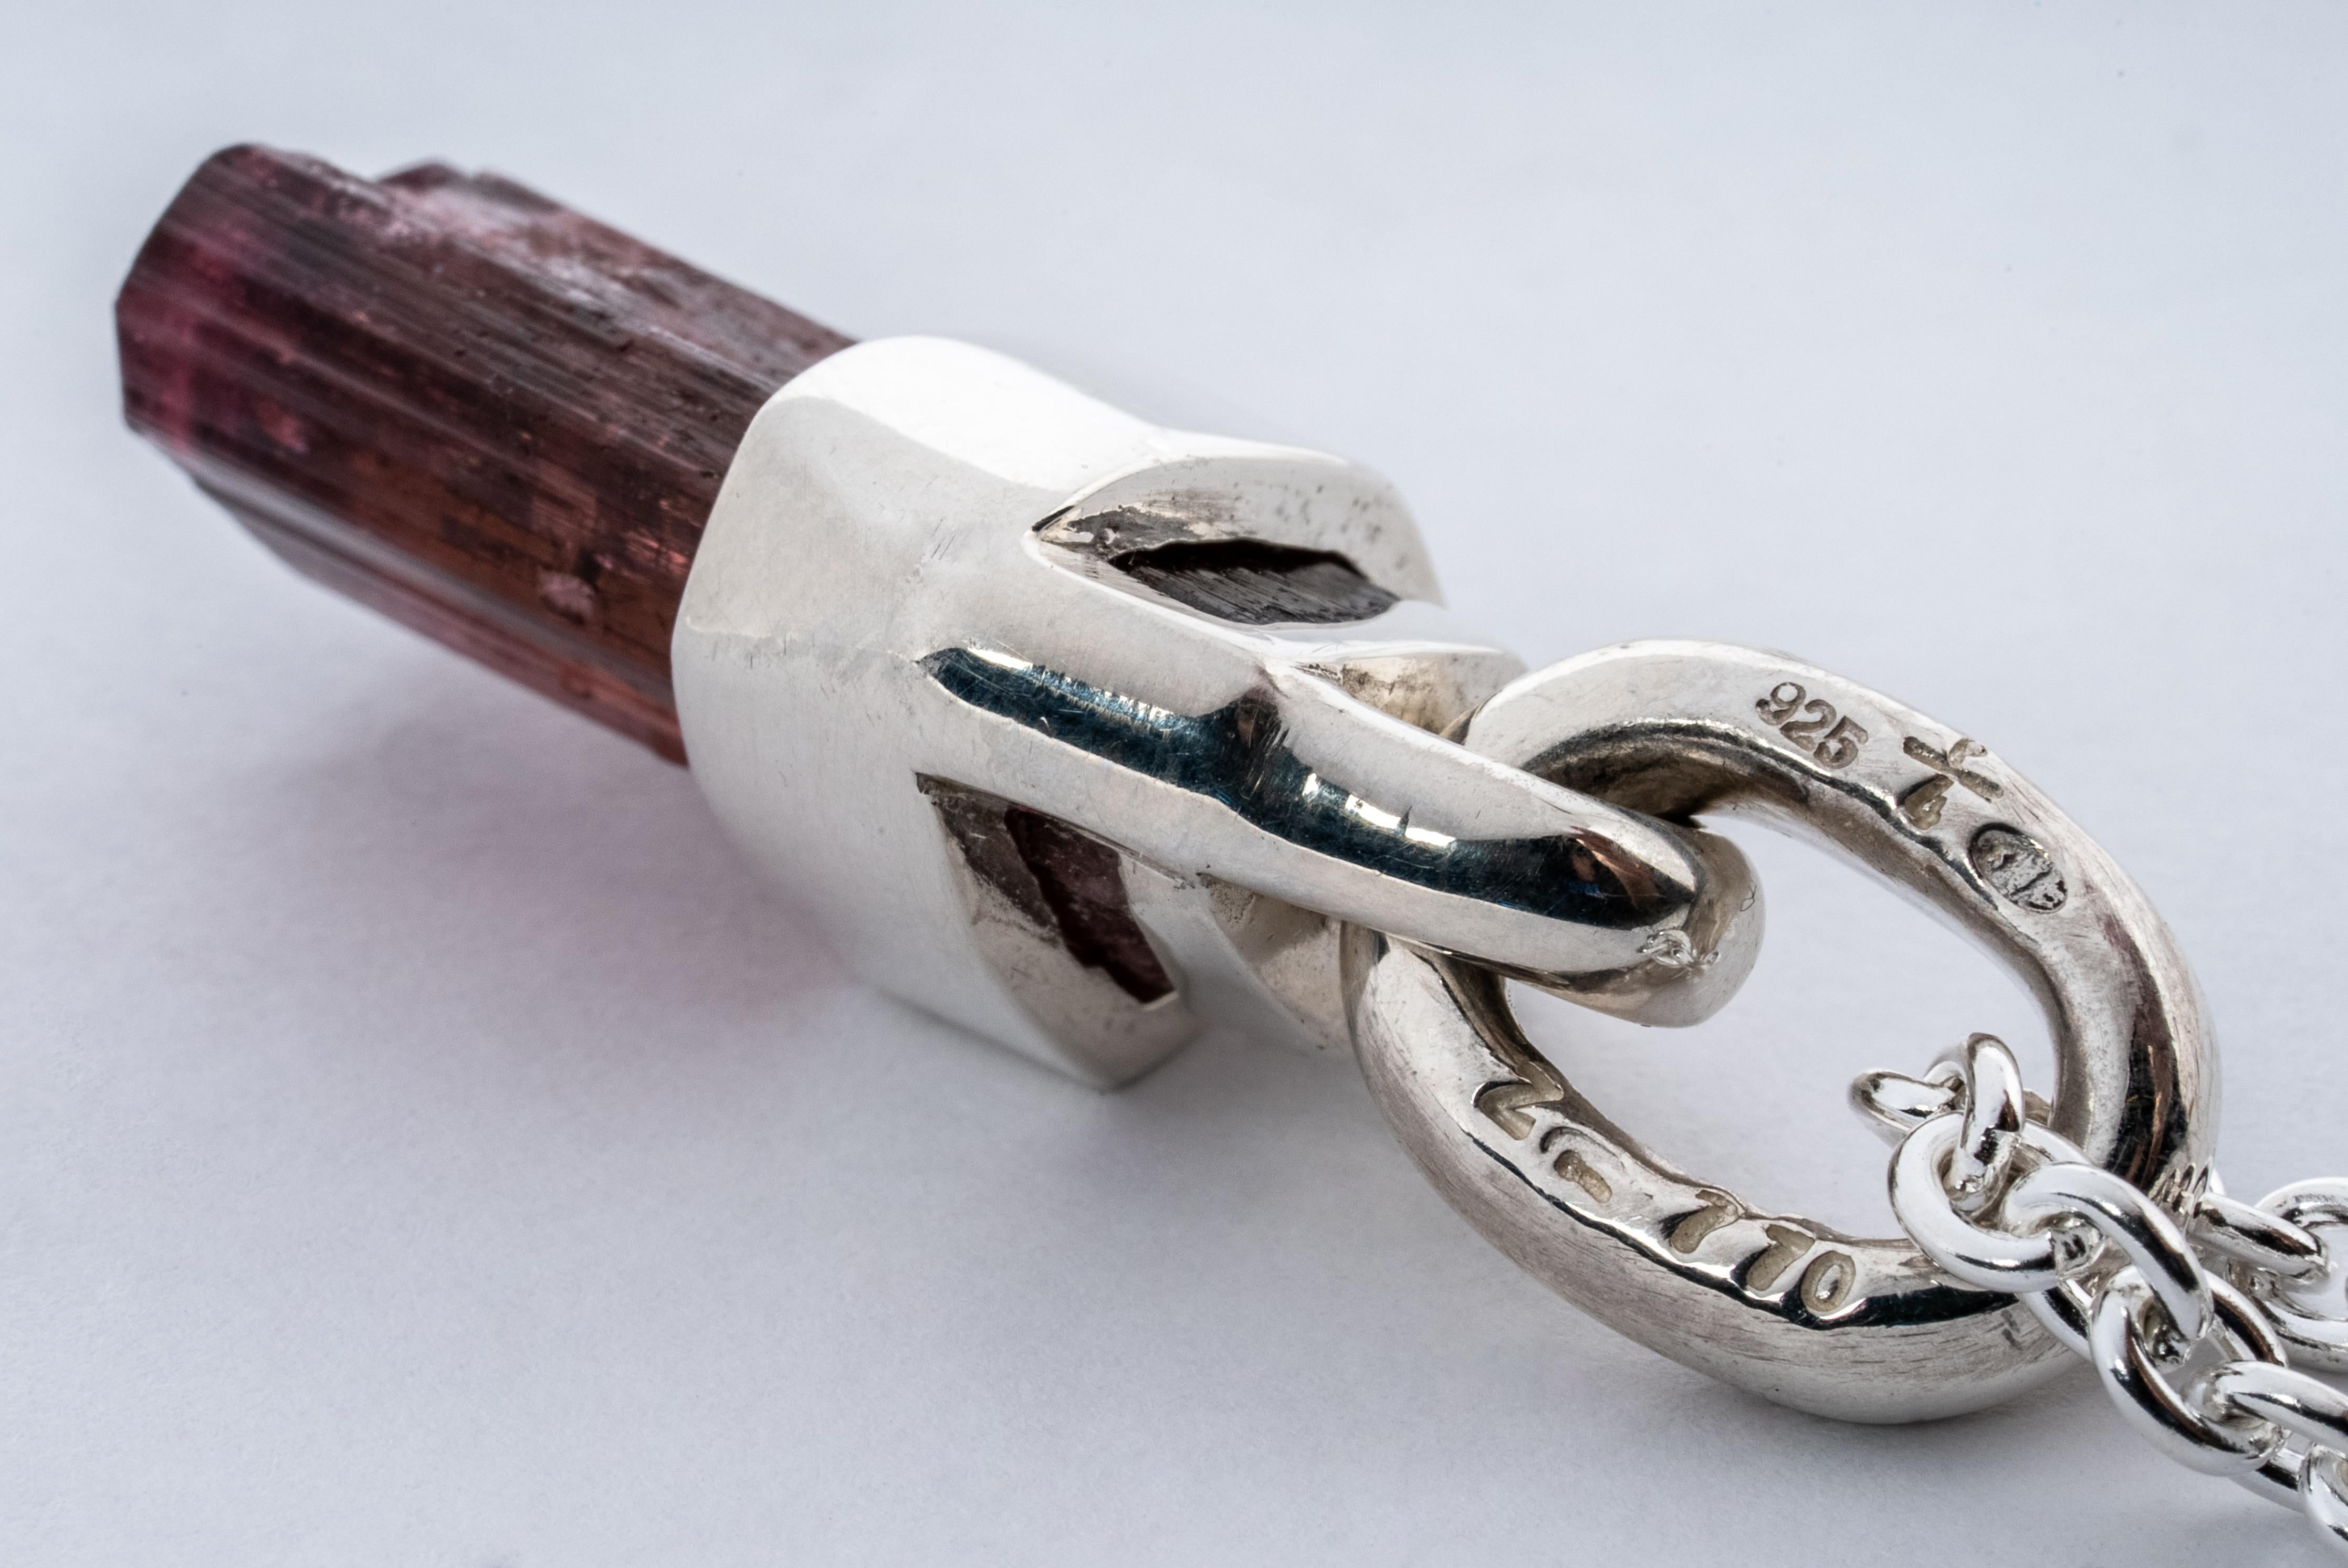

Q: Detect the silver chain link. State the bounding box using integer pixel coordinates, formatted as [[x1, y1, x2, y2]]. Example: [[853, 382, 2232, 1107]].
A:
[[1859, 1036, 2348, 1555]]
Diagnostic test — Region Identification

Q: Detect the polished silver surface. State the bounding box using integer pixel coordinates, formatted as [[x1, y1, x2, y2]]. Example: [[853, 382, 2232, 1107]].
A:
[[1349, 639, 2215, 1420], [2192, 1188, 2326, 1281], [670, 338, 2348, 1549], [2310, 1454, 2348, 1555], [1943, 1034, 2029, 1210], [2209, 1360, 2348, 1542], [2006, 1161, 2211, 1343], [1874, 1038, 2348, 1554], [1462, 639, 2217, 1204], [2090, 1269, 2282, 1476], [2249, 1178, 2348, 1370], [675, 340, 1757, 1084], [2205, 1362, 2346, 1470], [1889, 1112, 2071, 1294]]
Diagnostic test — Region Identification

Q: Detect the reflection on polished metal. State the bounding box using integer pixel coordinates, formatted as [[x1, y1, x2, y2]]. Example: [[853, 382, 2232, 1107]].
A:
[[675, 340, 1756, 1084], [665, 333, 2346, 1541], [1348, 640, 2215, 1420], [1872, 1037, 2348, 1558], [117, 144, 2348, 1546]]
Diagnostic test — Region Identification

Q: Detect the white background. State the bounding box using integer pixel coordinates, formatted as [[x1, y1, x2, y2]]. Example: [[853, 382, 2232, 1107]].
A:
[[7, 4, 2347, 1563]]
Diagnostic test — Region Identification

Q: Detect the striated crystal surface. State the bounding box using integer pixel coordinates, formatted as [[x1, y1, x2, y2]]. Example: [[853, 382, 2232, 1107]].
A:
[[117, 145, 854, 761]]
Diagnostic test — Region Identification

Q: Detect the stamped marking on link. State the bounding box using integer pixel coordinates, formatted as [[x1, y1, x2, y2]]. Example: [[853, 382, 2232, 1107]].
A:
[[1662, 1188, 1857, 1312], [1900, 734, 2002, 829], [1747, 1224, 1816, 1291], [1475, 1032, 1858, 1316], [1354, 639, 2215, 1419], [1670, 1189, 1742, 1253], [1971, 825, 2069, 912], [1798, 1251, 1858, 1314], [1756, 681, 2071, 915], [1471, 1045, 1567, 1140], [1470, 1044, 1616, 1201], [1536, 1126, 1615, 1202], [1755, 681, 1868, 769]]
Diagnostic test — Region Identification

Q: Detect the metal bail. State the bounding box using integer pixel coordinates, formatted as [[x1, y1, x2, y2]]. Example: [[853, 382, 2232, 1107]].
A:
[[1348, 639, 2216, 1422], [673, 342, 1761, 1086]]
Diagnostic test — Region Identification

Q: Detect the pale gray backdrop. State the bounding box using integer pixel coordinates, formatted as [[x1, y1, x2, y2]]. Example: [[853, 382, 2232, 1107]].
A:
[[6, 4, 2346, 1564]]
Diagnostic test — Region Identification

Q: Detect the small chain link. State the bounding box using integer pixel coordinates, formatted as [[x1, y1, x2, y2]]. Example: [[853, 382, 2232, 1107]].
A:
[[1859, 1035, 2348, 1556]]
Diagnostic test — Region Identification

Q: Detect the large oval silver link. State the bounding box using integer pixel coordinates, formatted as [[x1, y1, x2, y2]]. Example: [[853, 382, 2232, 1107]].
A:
[[1349, 934, 2043, 1421], [1349, 640, 2216, 1422], [1461, 639, 2216, 1205]]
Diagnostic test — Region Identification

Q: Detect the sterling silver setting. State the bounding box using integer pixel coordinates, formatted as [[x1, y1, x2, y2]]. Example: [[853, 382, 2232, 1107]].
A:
[[676, 339, 1755, 1084], [1348, 641, 2211, 1420], [672, 337, 2348, 1553]]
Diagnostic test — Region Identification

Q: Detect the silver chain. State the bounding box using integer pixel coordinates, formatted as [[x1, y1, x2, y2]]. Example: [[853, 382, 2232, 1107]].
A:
[[1859, 1035, 2348, 1554]]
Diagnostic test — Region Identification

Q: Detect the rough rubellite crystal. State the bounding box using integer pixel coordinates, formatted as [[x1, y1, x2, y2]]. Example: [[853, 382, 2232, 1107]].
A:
[[116, 145, 853, 761]]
